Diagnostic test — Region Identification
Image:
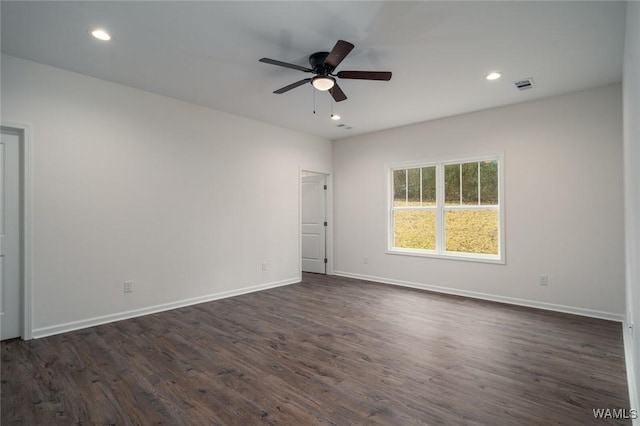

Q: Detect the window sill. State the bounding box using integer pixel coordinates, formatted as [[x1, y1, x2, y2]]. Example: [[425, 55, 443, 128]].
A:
[[386, 248, 505, 265]]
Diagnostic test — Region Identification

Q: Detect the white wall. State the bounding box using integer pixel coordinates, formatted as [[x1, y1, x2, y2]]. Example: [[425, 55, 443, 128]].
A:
[[623, 1, 640, 412], [1, 54, 332, 337], [333, 84, 624, 319]]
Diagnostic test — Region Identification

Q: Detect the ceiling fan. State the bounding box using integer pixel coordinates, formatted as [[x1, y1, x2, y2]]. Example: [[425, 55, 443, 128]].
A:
[[259, 40, 392, 102]]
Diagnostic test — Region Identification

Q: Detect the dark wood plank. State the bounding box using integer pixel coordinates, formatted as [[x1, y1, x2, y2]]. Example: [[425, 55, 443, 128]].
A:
[[1, 273, 631, 425]]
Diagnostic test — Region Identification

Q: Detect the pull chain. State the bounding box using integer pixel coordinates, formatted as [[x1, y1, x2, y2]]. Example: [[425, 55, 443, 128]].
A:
[[329, 96, 339, 121]]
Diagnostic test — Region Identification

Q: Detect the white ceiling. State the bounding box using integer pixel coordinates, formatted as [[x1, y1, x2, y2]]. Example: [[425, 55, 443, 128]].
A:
[[1, 1, 626, 140]]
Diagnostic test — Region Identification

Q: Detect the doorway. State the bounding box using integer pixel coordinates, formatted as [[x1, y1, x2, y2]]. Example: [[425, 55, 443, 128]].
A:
[[301, 171, 328, 274], [1, 128, 22, 339], [0, 124, 31, 341]]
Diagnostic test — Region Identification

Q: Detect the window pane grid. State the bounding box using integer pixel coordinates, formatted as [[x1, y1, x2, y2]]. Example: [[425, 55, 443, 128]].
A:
[[443, 205, 499, 211], [394, 206, 437, 211], [392, 166, 437, 208], [405, 169, 408, 204], [478, 162, 481, 205], [459, 163, 462, 205]]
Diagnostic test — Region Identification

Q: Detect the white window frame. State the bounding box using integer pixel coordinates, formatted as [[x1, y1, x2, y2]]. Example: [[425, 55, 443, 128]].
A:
[[387, 153, 505, 264]]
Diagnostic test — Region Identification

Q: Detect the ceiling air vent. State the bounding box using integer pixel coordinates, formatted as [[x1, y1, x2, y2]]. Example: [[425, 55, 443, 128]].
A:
[[514, 78, 534, 91]]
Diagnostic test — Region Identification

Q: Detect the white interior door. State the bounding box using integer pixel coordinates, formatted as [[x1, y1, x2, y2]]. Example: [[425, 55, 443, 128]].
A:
[[1, 130, 21, 340], [301, 173, 327, 274]]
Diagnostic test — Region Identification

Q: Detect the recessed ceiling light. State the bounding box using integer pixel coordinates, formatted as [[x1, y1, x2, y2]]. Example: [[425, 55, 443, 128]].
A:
[[331, 114, 341, 121], [486, 72, 502, 81], [91, 29, 111, 41]]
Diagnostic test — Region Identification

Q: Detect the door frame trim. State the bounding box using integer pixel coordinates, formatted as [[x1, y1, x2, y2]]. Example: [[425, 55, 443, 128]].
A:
[[299, 168, 332, 279], [1, 123, 33, 340]]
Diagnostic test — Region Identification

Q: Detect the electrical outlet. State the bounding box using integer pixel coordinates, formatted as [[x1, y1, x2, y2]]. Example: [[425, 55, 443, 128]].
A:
[[124, 281, 133, 293], [261, 262, 268, 272], [539, 275, 548, 286]]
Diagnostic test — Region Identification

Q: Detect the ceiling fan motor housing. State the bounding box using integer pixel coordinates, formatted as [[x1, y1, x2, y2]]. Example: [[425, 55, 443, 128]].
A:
[[309, 52, 332, 75]]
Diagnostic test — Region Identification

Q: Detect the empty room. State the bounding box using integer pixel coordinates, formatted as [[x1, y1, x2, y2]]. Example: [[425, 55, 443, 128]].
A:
[[1, 1, 639, 424]]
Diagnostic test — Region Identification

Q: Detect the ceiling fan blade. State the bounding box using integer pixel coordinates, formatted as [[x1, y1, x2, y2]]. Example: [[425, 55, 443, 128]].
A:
[[259, 58, 312, 73], [324, 40, 354, 69], [273, 78, 312, 94], [337, 71, 392, 81], [329, 83, 347, 102]]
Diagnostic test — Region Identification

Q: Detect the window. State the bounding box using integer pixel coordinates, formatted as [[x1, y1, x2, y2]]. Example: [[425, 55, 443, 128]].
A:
[[389, 154, 503, 263]]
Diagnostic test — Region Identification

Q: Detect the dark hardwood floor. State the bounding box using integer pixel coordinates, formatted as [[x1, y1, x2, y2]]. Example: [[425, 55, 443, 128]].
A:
[[1, 274, 631, 425]]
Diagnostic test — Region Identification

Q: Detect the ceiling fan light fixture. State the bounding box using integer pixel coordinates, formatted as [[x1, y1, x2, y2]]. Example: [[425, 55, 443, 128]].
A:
[[312, 76, 335, 91]]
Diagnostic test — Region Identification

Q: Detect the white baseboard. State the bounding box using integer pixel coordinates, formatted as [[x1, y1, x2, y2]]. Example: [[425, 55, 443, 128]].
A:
[[332, 270, 624, 322], [32, 277, 300, 339], [623, 323, 640, 424]]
